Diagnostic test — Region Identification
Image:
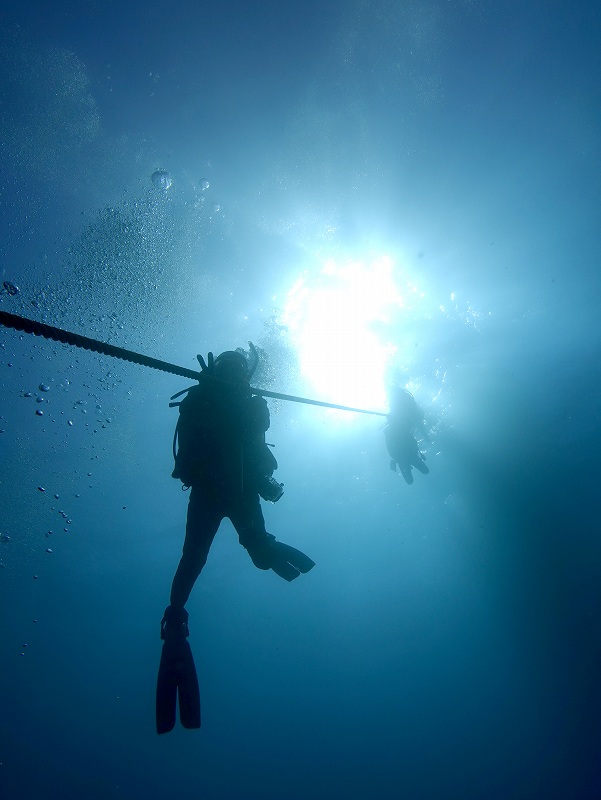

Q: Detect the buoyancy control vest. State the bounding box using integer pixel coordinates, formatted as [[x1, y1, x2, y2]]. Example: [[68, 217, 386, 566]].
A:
[[171, 373, 278, 497]]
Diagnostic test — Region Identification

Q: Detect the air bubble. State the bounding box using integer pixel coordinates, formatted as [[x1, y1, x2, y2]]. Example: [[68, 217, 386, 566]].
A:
[[151, 170, 173, 190], [2, 281, 20, 296]]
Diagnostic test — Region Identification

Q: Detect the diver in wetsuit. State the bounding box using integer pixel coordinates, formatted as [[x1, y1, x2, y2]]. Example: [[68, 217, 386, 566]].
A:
[[156, 349, 314, 733], [384, 386, 429, 484]]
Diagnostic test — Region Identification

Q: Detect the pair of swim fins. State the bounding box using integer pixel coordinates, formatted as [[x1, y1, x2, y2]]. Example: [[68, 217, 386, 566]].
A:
[[155, 546, 314, 732], [156, 607, 201, 734], [270, 541, 315, 582]]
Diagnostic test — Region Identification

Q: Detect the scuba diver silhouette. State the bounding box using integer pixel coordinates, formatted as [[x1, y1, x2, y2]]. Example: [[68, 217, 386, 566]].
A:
[[156, 347, 315, 733], [0, 311, 431, 735], [384, 386, 429, 484]]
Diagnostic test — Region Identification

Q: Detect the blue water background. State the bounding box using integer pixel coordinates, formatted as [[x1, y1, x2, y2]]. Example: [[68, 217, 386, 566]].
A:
[[1, 2, 600, 798]]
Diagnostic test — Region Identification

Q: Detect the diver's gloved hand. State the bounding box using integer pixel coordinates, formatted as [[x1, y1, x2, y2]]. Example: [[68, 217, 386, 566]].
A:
[[197, 352, 214, 374], [387, 435, 429, 485]]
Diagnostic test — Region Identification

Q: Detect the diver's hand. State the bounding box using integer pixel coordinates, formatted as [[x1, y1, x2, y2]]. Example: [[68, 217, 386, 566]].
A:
[[197, 352, 214, 373]]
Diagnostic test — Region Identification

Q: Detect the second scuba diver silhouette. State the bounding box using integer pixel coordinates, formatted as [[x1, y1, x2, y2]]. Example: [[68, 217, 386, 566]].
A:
[[384, 385, 430, 484], [156, 347, 315, 733]]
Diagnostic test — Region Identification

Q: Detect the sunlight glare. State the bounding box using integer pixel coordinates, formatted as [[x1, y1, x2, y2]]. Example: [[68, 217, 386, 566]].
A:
[[281, 256, 409, 412]]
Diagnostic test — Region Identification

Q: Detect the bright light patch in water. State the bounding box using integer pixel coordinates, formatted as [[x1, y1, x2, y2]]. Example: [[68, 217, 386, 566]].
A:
[[282, 256, 416, 412]]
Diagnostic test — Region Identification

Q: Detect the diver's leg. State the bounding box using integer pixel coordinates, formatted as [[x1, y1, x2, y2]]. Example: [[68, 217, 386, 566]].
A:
[[229, 493, 274, 570], [169, 488, 222, 609], [158, 488, 214, 734]]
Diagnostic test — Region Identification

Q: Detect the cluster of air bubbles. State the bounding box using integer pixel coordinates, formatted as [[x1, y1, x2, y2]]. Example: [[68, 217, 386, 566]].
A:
[[21, 383, 53, 415], [193, 177, 222, 214], [199, 177, 221, 212], [18, 381, 114, 429], [148, 170, 224, 218], [151, 169, 173, 190]]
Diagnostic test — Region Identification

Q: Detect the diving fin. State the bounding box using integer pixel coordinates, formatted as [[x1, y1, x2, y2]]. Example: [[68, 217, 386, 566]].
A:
[[156, 607, 201, 734], [270, 541, 315, 582]]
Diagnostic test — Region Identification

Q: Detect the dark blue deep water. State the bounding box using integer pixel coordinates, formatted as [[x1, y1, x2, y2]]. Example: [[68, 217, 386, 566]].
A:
[[1, 2, 600, 798]]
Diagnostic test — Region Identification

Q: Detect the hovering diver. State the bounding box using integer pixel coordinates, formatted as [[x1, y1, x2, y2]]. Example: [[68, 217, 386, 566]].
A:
[[156, 346, 315, 734], [384, 386, 429, 485]]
